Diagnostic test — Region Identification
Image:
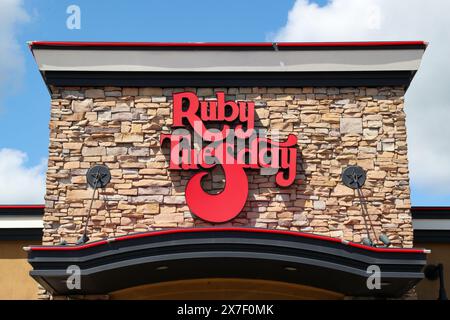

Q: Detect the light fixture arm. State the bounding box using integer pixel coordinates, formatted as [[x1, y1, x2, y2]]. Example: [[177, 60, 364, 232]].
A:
[[77, 165, 111, 245], [342, 166, 381, 246], [355, 184, 379, 245], [79, 171, 100, 244]]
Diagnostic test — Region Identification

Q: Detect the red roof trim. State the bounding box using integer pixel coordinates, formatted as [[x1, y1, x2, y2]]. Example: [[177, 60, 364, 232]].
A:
[[28, 41, 427, 49], [28, 227, 427, 254], [412, 207, 450, 211], [276, 41, 427, 48], [0, 205, 45, 209]]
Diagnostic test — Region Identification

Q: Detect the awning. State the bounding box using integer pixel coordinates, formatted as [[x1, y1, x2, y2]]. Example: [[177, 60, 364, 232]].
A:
[[0, 205, 44, 240], [26, 228, 428, 298], [412, 207, 450, 243]]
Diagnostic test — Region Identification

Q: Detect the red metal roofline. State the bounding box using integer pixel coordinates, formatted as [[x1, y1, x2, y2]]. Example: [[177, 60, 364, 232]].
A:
[[412, 207, 450, 211], [26, 227, 428, 254], [0, 205, 45, 209], [28, 40, 428, 49]]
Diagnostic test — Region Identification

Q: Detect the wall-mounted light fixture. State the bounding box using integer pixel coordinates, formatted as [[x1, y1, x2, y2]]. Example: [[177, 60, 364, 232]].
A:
[[342, 166, 392, 248], [424, 264, 448, 300], [76, 165, 111, 245]]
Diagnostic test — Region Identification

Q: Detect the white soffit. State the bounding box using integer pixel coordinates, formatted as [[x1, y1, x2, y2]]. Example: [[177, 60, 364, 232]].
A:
[[413, 219, 450, 231], [0, 216, 43, 229], [32, 49, 425, 73]]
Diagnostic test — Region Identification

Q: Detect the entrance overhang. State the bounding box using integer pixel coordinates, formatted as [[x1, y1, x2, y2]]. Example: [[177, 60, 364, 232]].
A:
[[26, 228, 428, 298]]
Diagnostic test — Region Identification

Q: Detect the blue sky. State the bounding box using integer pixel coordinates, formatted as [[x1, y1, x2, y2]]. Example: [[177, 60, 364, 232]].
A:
[[0, 0, 449, 205], [2, 0, 299, 167]]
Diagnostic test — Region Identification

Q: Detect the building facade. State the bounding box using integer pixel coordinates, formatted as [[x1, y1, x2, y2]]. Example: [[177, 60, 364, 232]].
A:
[[22, 41, 440, 300]]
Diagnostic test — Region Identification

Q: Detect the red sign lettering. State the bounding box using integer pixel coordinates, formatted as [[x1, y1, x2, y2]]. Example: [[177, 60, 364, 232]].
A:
[[161, 92, 298, 223]]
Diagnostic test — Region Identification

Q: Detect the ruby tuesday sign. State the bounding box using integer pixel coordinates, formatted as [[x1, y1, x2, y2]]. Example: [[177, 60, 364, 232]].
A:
[[161, 92, 298, 223]]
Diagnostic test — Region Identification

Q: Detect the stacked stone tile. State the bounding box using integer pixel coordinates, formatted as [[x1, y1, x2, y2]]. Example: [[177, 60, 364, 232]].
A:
[[43, 86, 413, 248]]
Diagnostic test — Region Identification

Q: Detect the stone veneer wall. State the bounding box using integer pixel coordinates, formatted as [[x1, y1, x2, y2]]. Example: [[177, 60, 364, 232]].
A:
[[43, 86, 413, 248]]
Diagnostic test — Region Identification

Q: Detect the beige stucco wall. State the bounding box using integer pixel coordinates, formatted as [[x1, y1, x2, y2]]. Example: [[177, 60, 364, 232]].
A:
[[0, 240, 39, 300]]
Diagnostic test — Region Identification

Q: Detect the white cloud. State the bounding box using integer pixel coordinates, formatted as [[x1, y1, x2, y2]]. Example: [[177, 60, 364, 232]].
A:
[[0, 149, 46, 204], [271, 0, 450, 195], [0, 0, 30, 92]]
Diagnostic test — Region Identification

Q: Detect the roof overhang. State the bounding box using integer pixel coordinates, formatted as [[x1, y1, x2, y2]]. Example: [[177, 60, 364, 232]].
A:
[[412, 207, 450, 243], [26, 227, 428, 298], [28, 41, 427, 89], [0, 205, 44, 240]]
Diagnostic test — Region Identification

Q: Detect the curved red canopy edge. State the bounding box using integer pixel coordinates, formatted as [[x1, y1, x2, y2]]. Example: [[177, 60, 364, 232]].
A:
[[26, 227, 428, 254]]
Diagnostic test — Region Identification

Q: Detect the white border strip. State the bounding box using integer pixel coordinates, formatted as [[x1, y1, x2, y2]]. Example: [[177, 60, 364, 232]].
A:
[[413, 219, 450, 231], [0, 216, 43, 229]]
